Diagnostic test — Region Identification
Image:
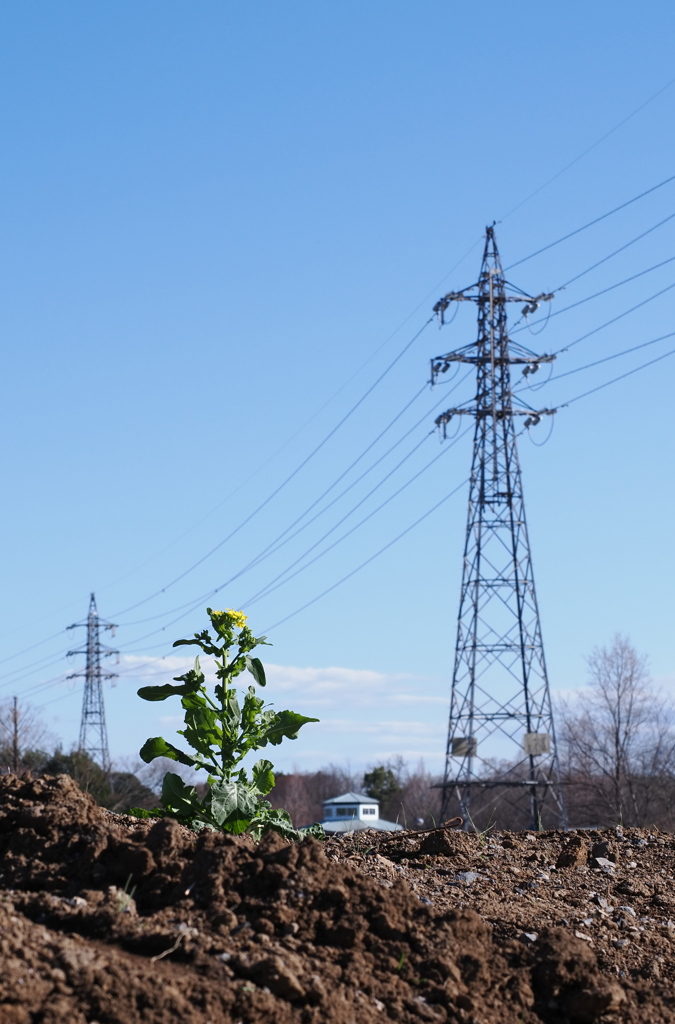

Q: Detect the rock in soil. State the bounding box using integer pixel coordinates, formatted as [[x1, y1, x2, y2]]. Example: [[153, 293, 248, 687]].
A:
[[1, 774, 675, 1022]]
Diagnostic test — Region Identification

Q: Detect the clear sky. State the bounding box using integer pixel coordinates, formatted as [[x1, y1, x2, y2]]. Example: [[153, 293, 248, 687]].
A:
[[1, 1, 674, 779]]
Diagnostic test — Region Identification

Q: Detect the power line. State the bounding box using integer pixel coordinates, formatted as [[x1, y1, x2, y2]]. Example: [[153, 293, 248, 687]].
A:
[[540, 330, 675, 385], [510, 255, 675, 336], [555, 210, 675, 291], [501, 68, 675, 222], [0, 651, 68, 689], [110, 317, 434, 620], [109, 427, 469, 652], [262, 477, 471, 633], [108, 381, 465, 634], [561, 343, 675, 406], [0, 629, 68, 668], [241, 430, 455, 608], [117, 378, 472, 629], [505, 171, 675, 271], [551, 280, 675, 356]]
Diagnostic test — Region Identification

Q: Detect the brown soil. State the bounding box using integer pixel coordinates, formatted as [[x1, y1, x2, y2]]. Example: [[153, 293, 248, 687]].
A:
[[0, 775, 674, 1023]]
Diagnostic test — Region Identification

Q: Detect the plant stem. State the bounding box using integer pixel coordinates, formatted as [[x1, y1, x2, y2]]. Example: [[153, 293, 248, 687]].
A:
[[219, 649, 228, 776]]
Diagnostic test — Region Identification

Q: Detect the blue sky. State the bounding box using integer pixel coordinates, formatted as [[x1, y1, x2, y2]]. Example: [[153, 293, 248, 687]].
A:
[[1, 1, 674, 778]]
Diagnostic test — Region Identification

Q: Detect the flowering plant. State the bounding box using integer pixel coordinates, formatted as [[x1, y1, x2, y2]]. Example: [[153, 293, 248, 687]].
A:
[[130, 608, 321, 839]]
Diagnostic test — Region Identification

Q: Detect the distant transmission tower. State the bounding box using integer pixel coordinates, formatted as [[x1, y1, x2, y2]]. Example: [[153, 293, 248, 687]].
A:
[[430, 225, 566, 831], [67, 593, 118, 772]]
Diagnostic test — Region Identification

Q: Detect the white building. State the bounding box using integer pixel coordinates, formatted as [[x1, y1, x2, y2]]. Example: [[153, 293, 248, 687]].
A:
[[320, 791, 403, 833]]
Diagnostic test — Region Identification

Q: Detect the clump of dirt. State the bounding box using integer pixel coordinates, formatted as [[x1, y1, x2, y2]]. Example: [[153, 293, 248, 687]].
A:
[[0, 774, 674, 1023]]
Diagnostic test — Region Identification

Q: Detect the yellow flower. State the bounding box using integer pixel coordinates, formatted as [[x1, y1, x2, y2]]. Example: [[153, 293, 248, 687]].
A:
[[225, 608, 248, 629]]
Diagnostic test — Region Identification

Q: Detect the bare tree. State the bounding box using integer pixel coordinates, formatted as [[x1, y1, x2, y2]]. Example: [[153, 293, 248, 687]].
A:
[[0, 698, 53, 775], [559, 634, 675, 827]]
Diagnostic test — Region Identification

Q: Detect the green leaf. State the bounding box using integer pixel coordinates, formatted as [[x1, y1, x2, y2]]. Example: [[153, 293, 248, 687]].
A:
[[161, 772, 200, 817], [252, 758, 275, 796], [137, 658, 204, 702], [173, 631, 222, 657], [209, 778, 258, 831], [180, 702, 222, 759], [139, 736, 199, 768], [245, 656, 266, 687], [257, 710, 320, 747], [138, 683, 191, 702], [299, 822, 326, 840], [248, 805, 301, 841]]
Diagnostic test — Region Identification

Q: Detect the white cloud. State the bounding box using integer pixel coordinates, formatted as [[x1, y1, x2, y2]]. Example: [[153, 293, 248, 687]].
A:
[[115, 654, 450, 773]]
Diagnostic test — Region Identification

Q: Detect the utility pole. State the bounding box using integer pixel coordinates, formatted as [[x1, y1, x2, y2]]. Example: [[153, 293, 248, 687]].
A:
[[67, 593, 118, 773], [11, 696, 19, 775], [430, 225, 566, 831]]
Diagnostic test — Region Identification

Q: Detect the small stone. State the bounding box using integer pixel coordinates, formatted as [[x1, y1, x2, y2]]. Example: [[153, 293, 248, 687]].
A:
[[612, 938, 629, 948], [519, 931, 538, 943], [593, 857, 616, 872], [591, 840, 618, 864], [455, 871, 479, 885], [618, 905, 636, 917], [574, 930, 593, 943], [591, 895, 609, 908]]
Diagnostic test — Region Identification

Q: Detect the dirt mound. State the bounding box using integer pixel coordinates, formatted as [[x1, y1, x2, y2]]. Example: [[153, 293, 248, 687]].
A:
[[0, 774, 673, 1022]]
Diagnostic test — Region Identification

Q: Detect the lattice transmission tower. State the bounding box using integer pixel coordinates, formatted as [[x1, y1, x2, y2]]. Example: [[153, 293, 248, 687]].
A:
[[430, 225, 566, 831], [67, 593, 118, 772]]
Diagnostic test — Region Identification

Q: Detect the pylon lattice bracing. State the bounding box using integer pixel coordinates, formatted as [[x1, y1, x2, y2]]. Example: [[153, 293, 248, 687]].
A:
[[430, 227, 566, 831], [67, 593, 118, 773]]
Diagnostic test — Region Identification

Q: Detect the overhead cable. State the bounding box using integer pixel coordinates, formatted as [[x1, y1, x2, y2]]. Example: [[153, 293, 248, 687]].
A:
[[541, 331, 675, 387], [510, 255, 675, 336], [551, 280, 675, 356], [116, 371, 474, 631], [261, 477, 471, 633], [241, 431, 445, 607], [561, 344, 675, 406], [501, 71, 675, 220], [505, 171, 675, 271], [110, 317, 434, 620], [555, 210, 675, 291]]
